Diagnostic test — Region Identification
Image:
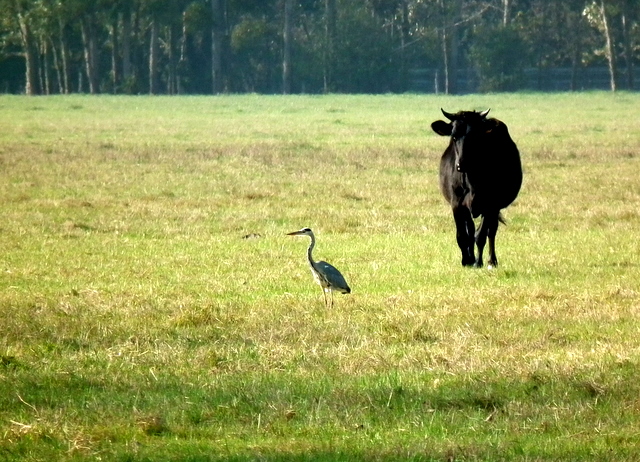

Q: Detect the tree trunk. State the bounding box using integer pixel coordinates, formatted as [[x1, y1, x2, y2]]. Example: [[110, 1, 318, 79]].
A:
[[211, 0, 225, 94], [121, 9, 132, 89], [178, 11, 188, 94], [621, 5, 634, 90], [41, 38, 51, 94], [399, 0, 409, 92], [323, 0, 336, 93], [50, 38, 64, 93], [566, 8, 581, 91], [58, 20, 71, 93], [168, 21, 179, 94], [437, 0, 463, 94], [438, 0, 448, 93], [283, 0, 293, 94], [17, 12, 41, 95], [132, 6, 144, 93], [600, 1, 617, 92], [149, 14, 160, 94], [110, 16, 120, 93], [503, 0, 511, 26], [78, 69, 84, 93], [81, 16, 100, 94], [448, 0, 462, 94]]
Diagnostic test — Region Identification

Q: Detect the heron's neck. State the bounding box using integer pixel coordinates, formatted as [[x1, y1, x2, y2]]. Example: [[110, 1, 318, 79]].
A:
[[306, 235, 316, 266]]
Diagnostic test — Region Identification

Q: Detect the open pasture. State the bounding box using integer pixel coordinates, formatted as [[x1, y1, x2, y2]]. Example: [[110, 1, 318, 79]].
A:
[[1, 93, 640, 461]]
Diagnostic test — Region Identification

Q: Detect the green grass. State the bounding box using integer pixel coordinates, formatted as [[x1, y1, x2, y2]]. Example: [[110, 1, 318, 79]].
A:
[[1, 92, 640, 461]]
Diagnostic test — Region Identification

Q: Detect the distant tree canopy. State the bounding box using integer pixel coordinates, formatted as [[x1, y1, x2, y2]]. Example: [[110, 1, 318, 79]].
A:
[[0, 0, 637, 94]]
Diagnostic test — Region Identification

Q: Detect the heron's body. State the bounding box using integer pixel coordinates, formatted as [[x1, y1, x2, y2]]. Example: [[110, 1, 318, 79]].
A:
[[287, 228, 350, 306]]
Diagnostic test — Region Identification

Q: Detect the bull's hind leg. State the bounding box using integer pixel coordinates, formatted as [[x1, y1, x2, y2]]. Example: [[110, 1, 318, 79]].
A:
[[475, 213, 500, 268], [486, 216, 500, 268], [453, 206, 475, 266]]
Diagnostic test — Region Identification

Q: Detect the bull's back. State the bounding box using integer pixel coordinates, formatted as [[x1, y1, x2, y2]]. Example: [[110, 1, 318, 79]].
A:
[[487, 134, 522, 209]]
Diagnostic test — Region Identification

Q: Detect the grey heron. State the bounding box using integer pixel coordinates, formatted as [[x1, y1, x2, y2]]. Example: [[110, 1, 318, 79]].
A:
[[287, 227, 351, 307]]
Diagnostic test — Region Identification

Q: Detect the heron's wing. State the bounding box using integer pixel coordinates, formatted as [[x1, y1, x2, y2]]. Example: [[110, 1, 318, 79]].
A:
[[315, 260, 350, 293]]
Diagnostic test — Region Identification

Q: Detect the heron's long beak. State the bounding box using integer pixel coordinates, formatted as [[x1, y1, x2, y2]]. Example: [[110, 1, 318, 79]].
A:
[[287, 231, 304, 236]]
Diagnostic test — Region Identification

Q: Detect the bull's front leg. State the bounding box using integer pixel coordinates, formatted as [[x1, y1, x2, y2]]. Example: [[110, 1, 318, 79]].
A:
[[475, 212, 500, 268], [453, 205, 475, 266]]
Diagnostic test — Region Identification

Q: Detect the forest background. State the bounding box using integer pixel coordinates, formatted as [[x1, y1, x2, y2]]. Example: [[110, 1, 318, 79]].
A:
[[1, 0, 638, 96]]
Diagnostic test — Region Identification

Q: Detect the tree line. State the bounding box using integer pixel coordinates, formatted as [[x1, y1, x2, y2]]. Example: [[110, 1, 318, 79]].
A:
[[0, 0, 637, 95]]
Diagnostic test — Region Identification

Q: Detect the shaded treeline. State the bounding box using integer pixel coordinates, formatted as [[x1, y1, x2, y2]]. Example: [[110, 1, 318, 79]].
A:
[[0, 0, 637, 94]]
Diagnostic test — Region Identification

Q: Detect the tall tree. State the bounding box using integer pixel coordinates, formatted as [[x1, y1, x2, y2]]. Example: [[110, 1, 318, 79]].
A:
[[448, 0, 462, 94], [211, 0, 226, 93], [57, 15, 72, 93], [15, 5, 42, 95], [503, 0, 511, 26], [283, 0, 293, 93], [80, 11, 101, 94], [108, 14, 120, 92], [563, 0, 590, 91], [121, 4, 133, 91], [149, 10, 160, 93], [620, 0, 635, 89], [600, 0, 618, 91], [437, 0, 462, 94], [323, 0, 336, 92]]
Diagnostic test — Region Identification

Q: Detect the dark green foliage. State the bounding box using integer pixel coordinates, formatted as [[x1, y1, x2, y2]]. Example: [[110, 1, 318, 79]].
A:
[[230, 16, 281, 92], [330, 5, 397, 93], [469, 26, 529, 92], [0, 0, 637, 94]]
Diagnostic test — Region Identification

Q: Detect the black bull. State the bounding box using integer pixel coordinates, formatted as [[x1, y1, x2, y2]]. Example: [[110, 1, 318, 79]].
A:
[[431, 109, 522, 268]]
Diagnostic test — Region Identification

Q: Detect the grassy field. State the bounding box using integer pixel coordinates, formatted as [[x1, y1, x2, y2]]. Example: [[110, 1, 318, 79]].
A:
[[1, 92, 639, 461]]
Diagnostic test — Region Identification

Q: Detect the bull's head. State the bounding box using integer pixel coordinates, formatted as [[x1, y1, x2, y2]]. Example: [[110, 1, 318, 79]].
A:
[[431, 108, 490, 173]]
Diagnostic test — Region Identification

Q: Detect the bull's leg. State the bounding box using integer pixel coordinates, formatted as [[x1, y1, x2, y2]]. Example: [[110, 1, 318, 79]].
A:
[[475, 213, 499, 268], [487, 216, 500, 268], [453, 206, 475, 266]]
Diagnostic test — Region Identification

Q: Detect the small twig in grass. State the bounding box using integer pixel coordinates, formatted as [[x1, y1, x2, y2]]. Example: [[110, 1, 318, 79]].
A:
[[484, 407, 499, 422], [10, 420, 33, 433], [17, 394, 39, 416]]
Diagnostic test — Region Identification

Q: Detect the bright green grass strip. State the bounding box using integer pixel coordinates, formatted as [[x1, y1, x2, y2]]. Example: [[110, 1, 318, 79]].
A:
[[1, 92, 640, 461]]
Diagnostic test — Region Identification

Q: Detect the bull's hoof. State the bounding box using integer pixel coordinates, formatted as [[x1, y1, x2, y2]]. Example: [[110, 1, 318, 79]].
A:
[[461, 257, 475, 267]]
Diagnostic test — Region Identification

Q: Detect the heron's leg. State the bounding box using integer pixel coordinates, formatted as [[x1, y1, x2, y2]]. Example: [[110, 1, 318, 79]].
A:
[[453, 205, 475, 266], [322, 289, 328, 307]]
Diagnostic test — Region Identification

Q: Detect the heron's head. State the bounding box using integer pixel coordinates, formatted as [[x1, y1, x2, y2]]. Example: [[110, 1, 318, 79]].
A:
[[287, 227, 313, 237]]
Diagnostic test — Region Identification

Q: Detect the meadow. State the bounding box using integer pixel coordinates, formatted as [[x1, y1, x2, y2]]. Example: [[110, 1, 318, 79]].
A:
[[0, 92, 639, 461]]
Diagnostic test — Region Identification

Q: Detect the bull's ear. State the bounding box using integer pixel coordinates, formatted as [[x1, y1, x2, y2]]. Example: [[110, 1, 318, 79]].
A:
[[483, 118, 500, 134], [431, 120, 452, 136]]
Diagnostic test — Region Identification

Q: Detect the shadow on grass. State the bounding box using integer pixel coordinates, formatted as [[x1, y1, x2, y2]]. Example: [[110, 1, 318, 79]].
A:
[[2, 360, 640, 461]]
